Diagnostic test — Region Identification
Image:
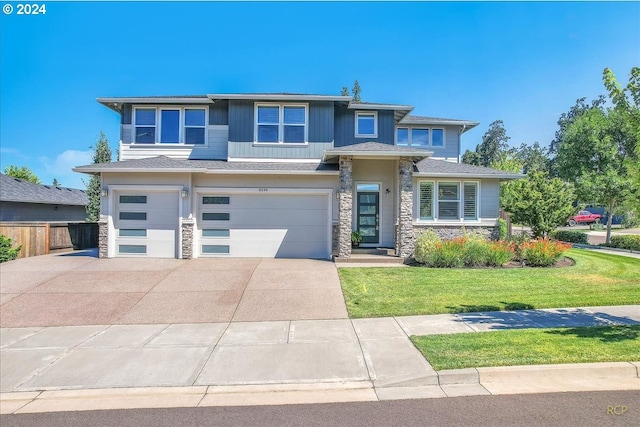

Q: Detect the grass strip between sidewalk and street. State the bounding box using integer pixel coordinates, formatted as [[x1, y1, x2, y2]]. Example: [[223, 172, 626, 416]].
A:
[[410, 325, 640, 371], [338, 249, 640, 318]]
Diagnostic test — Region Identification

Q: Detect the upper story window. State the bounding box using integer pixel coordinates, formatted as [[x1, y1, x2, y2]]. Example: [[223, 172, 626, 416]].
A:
[[255, 104, 307, 144], [355, 111, 378, 138], [133, 107, 207, 145], [396, 127, 444, 147]]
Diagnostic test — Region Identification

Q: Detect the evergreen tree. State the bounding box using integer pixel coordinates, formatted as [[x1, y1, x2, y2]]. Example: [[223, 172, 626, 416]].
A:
[[86, 131, 112, 222], [352, 80, 362, 102], [340, 87, 350, 96], [53, 178, 60, 186]]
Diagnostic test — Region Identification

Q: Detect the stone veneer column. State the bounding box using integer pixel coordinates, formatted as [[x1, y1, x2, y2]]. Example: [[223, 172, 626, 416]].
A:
[[338, 156, 353, 258], [397, 158, 414, 258], [97, 219, 109, 259], [181, 218, 195, 259]]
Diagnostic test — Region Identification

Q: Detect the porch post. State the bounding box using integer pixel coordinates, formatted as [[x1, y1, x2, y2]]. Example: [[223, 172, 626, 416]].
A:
[[338, 156, 353, 258], [397, 157, 414, 258], [97, 218, 109, 259], [181, 217, 195, 259]]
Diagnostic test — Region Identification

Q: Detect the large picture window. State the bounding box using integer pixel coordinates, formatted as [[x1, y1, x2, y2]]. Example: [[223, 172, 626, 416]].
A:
[[133, 107, 206, 144], [256, 104, 307, 143], [418, 180, 479, 222]]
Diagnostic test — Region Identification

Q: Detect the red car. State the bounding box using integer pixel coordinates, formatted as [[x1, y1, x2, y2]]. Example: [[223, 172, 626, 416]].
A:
[[567, 210, 602, 226]]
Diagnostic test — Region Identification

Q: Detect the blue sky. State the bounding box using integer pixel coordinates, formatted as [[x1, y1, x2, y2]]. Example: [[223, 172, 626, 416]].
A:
[[1, 1, 638, 188]]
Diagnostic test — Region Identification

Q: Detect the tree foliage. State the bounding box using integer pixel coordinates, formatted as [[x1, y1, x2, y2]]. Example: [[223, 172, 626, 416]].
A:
[[340, 87, 350, 96], [502, 171, 576, 238], [352, 80, 362, 102], [549, 96, 606, 161], [515, 142, 549, 174], [462, 120, 510, 167], [3, 165, 41, 184], [52, 178, 60, 186], [85, 131, 112, 222], [554, 68, 639, 243]]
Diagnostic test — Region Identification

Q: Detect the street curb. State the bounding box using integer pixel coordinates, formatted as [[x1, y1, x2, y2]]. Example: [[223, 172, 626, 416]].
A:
[[2, 362, 639, 414]]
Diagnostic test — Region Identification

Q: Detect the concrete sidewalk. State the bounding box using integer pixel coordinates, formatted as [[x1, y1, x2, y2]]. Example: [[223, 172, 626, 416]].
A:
[[2, 305, 639, 413]]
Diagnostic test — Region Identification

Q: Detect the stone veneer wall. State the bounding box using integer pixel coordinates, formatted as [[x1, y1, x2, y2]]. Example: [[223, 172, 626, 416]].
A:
[[337, 156, 353, 258], [396, 158, 414, 258], [332, 223, 339, 256], [97, 219, 108, 259], [181, 218, 195, 259], [412, 224, 499, 242]]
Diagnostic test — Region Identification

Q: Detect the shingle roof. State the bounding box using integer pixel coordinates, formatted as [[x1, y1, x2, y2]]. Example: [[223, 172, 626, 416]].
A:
[[415, 158, 523, 179], [400, 115, 479, 131], [73, 156, 339, 174], [326, 141, 430, 153], [0, 174, 89, 206]]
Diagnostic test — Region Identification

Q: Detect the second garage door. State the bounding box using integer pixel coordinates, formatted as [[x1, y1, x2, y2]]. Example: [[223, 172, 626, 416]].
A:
[[198, 191, 330, 258]]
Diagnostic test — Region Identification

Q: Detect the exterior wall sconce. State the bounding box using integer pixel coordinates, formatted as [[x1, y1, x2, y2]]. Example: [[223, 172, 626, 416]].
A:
[[181, 189, 189, 199], [100, 189, 108, 197], [385, 188, 391, 195]]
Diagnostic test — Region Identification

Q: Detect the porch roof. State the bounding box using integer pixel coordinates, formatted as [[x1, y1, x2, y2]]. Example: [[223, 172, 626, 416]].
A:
[[323, 142, 433, 162]]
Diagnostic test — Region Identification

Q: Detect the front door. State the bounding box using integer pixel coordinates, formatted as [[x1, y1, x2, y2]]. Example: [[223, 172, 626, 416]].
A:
[[357, 191, 379, 244]]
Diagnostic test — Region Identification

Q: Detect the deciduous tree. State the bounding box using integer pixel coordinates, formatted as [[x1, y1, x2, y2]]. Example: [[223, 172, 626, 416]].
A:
[[3, 165, 41, 184]]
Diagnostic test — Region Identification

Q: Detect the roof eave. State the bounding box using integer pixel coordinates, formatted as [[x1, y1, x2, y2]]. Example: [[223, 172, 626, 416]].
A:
[[73, 166, 207, 174], [97, 97, 213, 113], [323, 150, 433, 162], [207, 94, 352, 102], [414, 172, 524, 180]]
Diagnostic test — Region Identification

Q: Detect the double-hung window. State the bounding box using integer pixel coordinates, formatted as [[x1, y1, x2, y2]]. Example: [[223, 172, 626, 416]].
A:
[[355, 111, 378, 138], [256, 104, 307, 143], [418, 180, 479, 221], [134, 107, 206, 144], [396, 127, 444, 147]]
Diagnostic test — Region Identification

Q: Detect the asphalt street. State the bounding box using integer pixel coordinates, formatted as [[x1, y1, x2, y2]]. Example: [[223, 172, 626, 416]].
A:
[[2, 391, 638, 427]]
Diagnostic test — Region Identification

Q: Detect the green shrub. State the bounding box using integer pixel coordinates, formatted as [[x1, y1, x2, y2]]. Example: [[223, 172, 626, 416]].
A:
[[0, 235, 21, 263], [413, 229, 441, 264], [605, 235, 640, 251], [508, 232, 530, 262], [485, 241, 515, 266], [462, 233, 490, 267], [550, 230, 589, 244], [521, 238, 572, 267], [429, 238, 465, 268]]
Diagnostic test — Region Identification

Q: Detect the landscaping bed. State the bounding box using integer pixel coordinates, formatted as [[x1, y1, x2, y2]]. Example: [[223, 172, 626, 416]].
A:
[[410, 325, 640, 370], [339, 249, 640, 318]]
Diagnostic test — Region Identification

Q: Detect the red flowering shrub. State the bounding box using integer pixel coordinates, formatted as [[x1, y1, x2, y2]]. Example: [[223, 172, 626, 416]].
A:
[[521, 238, 571, 267]]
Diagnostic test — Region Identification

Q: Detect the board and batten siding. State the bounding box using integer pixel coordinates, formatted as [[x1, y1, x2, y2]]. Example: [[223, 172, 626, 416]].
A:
[[334, 105, 395, 147], [227, 100, 334, 159], [120, 125, 228, 160]]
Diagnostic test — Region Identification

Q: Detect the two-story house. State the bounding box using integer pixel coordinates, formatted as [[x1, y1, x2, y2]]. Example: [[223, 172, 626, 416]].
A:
[[74, 93, 521, 260]]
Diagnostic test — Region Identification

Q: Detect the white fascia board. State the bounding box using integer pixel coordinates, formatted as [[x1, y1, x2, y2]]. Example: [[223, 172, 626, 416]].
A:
[[324, 150, 433, 158], [413, 172, 524, 179], [207, 94, 352, 102], [400, 119, 480, 127], [97, 97, 211, 104], [227, 158, 322, 163], [203, 169, 339, 176], [72, 167, 206, 174], [348, 102, 414, 111]]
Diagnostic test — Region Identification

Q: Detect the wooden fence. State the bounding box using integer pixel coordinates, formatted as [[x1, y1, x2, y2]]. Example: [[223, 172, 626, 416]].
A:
[[499, 209, 513, 237], [0, 222, 98, 259]]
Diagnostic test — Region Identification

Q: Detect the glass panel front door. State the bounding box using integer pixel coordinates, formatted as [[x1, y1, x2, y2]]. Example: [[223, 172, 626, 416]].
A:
[[357, 191, 379, 244]]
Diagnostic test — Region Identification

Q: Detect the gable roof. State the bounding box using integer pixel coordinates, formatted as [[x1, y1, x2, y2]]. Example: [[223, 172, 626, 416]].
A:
[[415, 158, 523, 179], [0, 174, 89, 206]]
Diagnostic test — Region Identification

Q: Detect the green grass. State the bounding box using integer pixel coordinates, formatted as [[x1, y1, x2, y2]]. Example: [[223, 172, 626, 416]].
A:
[[339, 249, 640, 318], [411, 325, 640, 370]]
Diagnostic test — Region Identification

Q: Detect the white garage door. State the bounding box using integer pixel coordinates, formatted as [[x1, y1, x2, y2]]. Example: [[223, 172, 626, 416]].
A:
[[114, 191, 179, 258], [198, 192, 330, 258]]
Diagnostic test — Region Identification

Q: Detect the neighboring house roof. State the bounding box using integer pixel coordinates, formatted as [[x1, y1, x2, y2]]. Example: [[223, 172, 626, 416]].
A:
[[323, 142, 433, 161], [415, 158, 524, 179], [0, 174, 89, 206], [73, 156, 339, 175], [399, 115, 479, 132]]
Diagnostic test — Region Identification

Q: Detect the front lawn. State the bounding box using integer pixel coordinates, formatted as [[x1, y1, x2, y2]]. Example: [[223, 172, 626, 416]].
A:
[[411, 325, 640, 370], [339, 249, 640, 318]]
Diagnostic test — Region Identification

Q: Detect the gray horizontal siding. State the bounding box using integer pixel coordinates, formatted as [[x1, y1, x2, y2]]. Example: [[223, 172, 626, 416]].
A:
[[0, 201, 87, 222], [228, 141, 332, 159], [334, 105, 395, 147]]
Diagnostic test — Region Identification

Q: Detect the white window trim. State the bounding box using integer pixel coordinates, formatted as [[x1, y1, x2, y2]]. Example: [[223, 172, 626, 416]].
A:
[[254, 103, 309, 145], [416, 179, 481, 223], [418, 180, 435, 220], [355, 111, 378, 138], [395, 126, 446, 148], [132, 106, 208, 146]]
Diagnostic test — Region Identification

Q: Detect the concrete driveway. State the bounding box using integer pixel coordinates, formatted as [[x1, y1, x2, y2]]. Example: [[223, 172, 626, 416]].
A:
[[0, 251, 348, 327]]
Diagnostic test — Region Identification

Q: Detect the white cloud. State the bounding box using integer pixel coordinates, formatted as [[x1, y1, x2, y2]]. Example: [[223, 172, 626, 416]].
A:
[[39, 150, 92, 176], [0, 147, 28, 159]]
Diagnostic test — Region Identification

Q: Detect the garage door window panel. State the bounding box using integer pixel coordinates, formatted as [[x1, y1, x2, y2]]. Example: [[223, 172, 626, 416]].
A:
[[119, 244, 147, 254], [202, 212, 230, 221], [202, 196, 230, 205], [119, 195, 147, 204], [202, 229, 230, 238], [119, 229, 147, 237], [119, 212, 147, 221], [202, 245, 230, 254]]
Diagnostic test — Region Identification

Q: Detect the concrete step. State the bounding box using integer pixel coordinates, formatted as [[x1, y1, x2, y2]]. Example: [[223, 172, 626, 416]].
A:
[[334, 254, 405, 264]]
